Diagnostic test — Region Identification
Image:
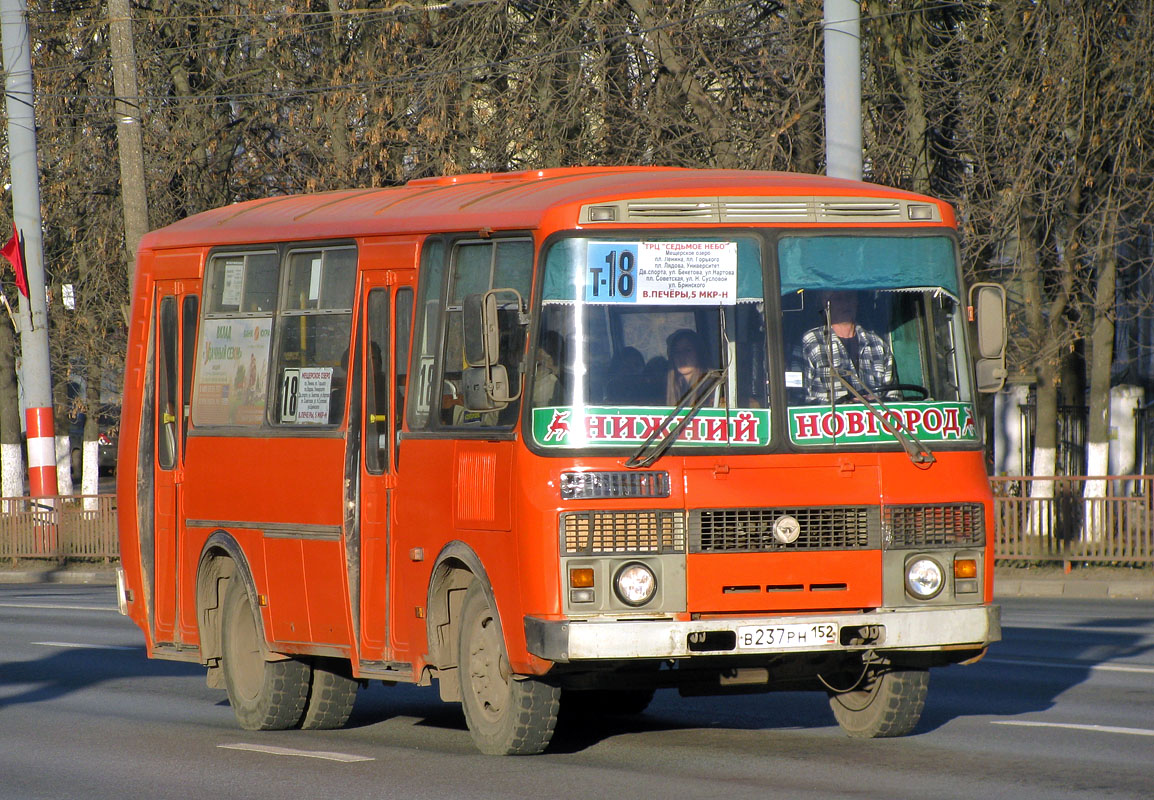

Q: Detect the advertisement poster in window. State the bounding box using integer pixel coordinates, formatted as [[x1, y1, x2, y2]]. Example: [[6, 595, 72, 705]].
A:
[[191, 318, 273, 426]]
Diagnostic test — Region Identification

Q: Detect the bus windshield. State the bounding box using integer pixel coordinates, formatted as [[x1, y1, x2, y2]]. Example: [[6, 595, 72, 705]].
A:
[[530, 232, 978, 453], [531, 235, 770, 451], [779, 235, 977, 448]]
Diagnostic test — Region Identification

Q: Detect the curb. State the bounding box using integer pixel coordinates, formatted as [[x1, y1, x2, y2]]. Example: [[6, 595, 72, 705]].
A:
[[0, 569, 117, 585], [994, 578, 1154, 601]]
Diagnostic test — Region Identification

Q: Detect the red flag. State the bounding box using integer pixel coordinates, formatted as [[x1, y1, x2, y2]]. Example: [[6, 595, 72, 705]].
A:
[[1, 222, 28, 298]]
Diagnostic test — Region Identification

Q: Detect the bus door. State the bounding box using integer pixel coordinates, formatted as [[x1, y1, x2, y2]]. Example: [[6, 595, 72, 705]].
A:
[[357, 271, 415, 661], [152, 281, 199, 646]]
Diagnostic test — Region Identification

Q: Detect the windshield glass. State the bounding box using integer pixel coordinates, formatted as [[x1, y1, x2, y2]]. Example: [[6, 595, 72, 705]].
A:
[[530, 236, 770, 451], [779, 235, 977, 447]]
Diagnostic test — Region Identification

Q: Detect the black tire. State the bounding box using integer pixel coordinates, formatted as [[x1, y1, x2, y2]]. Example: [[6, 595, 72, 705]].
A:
[[458, 582, 560, 755], [300, 657, 359, 730], [220, 577, 311, 731], [828, 668, 929, 738]]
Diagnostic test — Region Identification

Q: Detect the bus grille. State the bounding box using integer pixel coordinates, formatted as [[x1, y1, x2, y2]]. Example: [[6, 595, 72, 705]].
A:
[[883, 503, 985, 549], [688, 507, 879, 553], [561, 510, 686, 554]]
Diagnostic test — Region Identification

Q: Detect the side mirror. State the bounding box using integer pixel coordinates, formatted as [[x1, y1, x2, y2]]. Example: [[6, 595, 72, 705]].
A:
[[462, 293, 498, 367], [969, 282, 1007, 392], [461, 288, 524, 410], [461, 365, 513, 411]]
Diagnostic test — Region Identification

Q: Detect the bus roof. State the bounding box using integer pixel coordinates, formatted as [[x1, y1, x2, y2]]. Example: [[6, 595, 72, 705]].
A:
[[139, 166, 944, 251]]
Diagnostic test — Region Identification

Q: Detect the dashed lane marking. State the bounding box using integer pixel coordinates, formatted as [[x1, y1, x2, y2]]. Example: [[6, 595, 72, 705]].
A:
[[993, 720, 1154, 738], [31, 641, 137, 650], [218, 743, 375, 763], [984, 656, 1154, 675]]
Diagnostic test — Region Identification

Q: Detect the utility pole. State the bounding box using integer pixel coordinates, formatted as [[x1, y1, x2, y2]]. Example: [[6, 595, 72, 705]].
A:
[[1, 0, 57, 498], [108, 0, 149, 286], [823, 0, 863, 181]]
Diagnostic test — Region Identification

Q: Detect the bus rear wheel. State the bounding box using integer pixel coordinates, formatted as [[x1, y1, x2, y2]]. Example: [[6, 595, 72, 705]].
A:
[[300, 657, 359, 730], [221, 577, 311, 731], [457, 582, 560, 755], [827, 667, 929, 738]]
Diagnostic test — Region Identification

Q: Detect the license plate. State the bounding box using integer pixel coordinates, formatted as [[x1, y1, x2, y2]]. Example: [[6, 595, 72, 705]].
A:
[[735, 622, 838, 650]]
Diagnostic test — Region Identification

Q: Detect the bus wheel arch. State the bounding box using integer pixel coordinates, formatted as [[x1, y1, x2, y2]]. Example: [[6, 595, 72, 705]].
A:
[[425, 542, 494, 702], [195, 532, 257, 689]]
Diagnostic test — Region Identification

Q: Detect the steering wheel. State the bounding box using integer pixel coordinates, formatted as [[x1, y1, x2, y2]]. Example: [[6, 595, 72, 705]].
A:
[[835, 383, 930, 404]]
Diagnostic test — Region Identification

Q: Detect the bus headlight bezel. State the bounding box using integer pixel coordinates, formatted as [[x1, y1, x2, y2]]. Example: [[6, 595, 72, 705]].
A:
[[613, 562, 658, 607]]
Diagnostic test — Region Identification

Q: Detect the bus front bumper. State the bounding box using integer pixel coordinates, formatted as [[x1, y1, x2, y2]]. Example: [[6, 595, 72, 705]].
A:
[[524, 604, 1000, 663]]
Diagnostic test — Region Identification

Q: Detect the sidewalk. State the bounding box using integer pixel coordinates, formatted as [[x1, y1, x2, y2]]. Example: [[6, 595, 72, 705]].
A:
[[993, 565, 1154, 601], [2, 563, 1151, 600]]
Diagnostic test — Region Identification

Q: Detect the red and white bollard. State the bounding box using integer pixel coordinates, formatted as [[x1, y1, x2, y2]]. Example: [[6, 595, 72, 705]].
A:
[[25, 405, 57, 497]]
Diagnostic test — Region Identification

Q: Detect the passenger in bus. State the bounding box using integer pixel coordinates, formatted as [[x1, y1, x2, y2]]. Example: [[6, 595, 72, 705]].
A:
[[799, 290, 893, 404], [602, 346, 646, 405], [665, 329, 716, 406], [533, 330, 564, 406]]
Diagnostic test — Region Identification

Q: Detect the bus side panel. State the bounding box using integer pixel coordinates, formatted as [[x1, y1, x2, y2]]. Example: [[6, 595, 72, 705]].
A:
[[391, 438, 455, 657], [116, 250, 156, 647], [510, 450, 565, 621], [392, 437, 524, 669], [181, 435, 352, 653], [299, 538, 354, 647], [262, 537, 311, 642]]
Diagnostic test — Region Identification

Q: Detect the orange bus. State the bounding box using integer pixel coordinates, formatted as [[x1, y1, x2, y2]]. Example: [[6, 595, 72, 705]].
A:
[[116, 167, 1006, 754]]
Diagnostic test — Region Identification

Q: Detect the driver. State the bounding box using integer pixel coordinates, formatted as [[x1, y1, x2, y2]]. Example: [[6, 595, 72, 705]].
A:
[[800, 290, 894, 404]]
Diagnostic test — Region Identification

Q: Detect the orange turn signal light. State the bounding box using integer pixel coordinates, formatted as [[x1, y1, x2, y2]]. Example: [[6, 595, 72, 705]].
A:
[[954, 559, 978, 579], [570, 568, 595, 588]]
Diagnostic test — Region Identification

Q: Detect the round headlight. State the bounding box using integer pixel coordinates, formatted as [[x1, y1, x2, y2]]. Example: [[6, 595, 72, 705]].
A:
[[614, 562, 657, 606], [906, 557, 944, 599]]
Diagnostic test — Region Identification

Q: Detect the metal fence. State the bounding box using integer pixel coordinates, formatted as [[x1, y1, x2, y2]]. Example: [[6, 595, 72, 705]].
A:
[[2, 482, 1153, 565], [0, 495, 118, 561], [991, 476, 1154, 564]]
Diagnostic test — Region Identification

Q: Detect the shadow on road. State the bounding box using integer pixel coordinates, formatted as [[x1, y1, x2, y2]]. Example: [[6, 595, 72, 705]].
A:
[[5, 610, 1147, 753], [916, 615, 1153, 735], [336, 614, 1154, 751], [0, 645, 202, 710]]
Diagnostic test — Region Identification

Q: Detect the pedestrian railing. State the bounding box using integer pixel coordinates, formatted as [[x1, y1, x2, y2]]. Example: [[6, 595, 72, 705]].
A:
[[3, 481, 1154, 565], [0, 494, 118, 561], [991, 476, 1154, 565]]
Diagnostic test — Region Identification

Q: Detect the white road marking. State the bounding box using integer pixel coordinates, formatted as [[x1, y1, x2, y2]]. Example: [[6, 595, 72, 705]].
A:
[[993, 720, 1154, 738], [0, 602, 116, 612], [218, 743, 374, 763], [985, 656, 1154, 675], [32, 641, 136, 650]]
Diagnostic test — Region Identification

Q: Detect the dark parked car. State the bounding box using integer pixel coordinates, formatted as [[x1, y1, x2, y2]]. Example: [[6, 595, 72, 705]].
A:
[[68, 407, 120, 477]]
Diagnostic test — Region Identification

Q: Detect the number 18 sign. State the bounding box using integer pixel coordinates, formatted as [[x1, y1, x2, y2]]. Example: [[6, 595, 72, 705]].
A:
[[584, 241, 737, 305]]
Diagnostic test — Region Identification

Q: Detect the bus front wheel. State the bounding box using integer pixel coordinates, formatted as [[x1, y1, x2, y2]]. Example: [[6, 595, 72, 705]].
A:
[[221, 577, 311, 731], [827, 667, 929, 738], [457, 581, 560, 755]]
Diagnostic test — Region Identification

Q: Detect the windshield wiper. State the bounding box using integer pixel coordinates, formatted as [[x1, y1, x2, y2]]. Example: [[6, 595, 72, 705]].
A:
[[829, 368, 935, 466], [624, 367, 727, 469]]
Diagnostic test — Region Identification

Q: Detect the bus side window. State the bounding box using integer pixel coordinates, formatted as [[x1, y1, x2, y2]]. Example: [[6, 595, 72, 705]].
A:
[[394, 287, 413, 466], [190, 251, 277, 428], [365, 289, 389, 475], [157, 296, 178, 470], [407, 240, 445, 432], [274, 247, 356, 427], [441, 238, 532, 428]]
